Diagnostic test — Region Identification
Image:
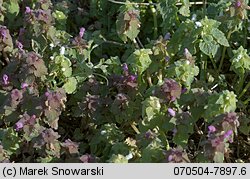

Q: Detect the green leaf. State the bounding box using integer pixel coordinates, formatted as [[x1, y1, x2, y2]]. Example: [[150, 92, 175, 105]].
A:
[[3, 0, 19, 23], [127, 49, 152, 75], [230, 46, 250, 76], [201, 17, 221, 32], [116, 6, 140, 42], [140, 139, 164, 162], [73, 128, 84, 141], [211, 28, 229, 47], [107, 154, 128, 163], [167, 20, 199, 56], [179, 0, 190, 17], [44, 109, 59, 129], [173, 113, 194, 147], [238, 114, 250, 135], [23, 124, 43, 142], [142, 96, 161, 120], [125, 18, 140, 41], [167, 59, 199, 88], [199, 35, 219, 57], [1, 128, 20, 155], [63, 77, 77, 94], [213, 152, 224, 163], [74, 62, 93, 83], [157, 0, 179, 33], [204, 90, 237, 121], [173, 130, 188, 146]]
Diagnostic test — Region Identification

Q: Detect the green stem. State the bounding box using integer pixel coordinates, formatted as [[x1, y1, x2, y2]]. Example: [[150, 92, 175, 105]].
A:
[[130, 122, 140, 134], [148, 0, 158, 39], [243, 20, 247, 48], [108, 0, 155, 6], [244, 98, 250, 105], [147, 70, 153, 87], [158, 68, 163, 84], [210, 55, 218, 72], [239, 81, 250, 99], [93, 72, 109, 86], [200, 54, 207, 81], [133, 39, 140, 49], [237, 76, 245, 95], [108, 0, 205, 6], [218, 30, 232, 72], [203, 0, 207, 17], [136, 37, 144, 48], [103, 40, 124, 46]]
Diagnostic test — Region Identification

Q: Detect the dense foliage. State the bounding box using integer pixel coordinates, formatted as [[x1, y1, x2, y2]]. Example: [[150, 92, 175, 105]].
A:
[[0, 0, 250, 163]]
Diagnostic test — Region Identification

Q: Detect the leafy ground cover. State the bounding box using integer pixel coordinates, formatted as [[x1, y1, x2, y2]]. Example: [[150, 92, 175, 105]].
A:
[[0, 0, 250, 163]]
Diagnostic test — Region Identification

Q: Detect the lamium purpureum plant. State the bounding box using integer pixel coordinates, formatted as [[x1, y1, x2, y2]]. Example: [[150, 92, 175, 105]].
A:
[[0, 0, 250, 163]]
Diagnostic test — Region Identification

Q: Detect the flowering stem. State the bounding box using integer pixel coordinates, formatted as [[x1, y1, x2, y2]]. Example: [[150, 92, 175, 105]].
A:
[[202, 0, 207, 17], [237, 76, 245, 95], [134, 37, 152, 87], [147, 70, 153, 87], [108, 0, 156, 6], [93, 73, 109, 86], [244, 98, 250, 105], [158, 68, 163, 84], [108, 0, 205, 6], [200, 54, 207, 81], [218, 30, 232, 72], [148, 0, 158, 39], [210, 55, 218, 72], [136, 37, 144, 48], [133, 39, 140, 49], [239, 81, 250, 99], [103, 40, 124, 46], [243, 20, 247, 48], [130, 122, 140, 134]]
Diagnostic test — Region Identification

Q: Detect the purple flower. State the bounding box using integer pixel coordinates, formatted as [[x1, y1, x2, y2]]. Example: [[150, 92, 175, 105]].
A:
[[19, 28, 25, 36], [165, 56, 170, 62], [172, 128, 177, 136], [25, 6, 31, 14], [16, 41, 23, 50], [223, 112, 240, 128], [166, 148, 188, 163], [21, 83, 28, 89], [211, 137, 222, 147], [80, 154, 95, 163], [15, 121, 24, 131], [168, 155, 173, 162], [122, 63, 128, 72], [63, 139, 79, 154], [235, 0, 241, 8], [145, 131, 152, 139], [168, 108, 176, 117], [45, 91, 50, 97], [2, 74, 9, 85], [145, 130, 156, 139], [208, 125, 216, 133], [161, 78, 182, 102], [79, 27, 85, 38], [224, 130, 233, 139], [128, 75, 136, 82], [170, 96, 177, 102], [0, 28, 7, 39], [31, 115, 36, 119], [164, 32, 171, 40], [11, 89, 23, 102], [181, 87, 187, 94], [28, 115, 37, 125]]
